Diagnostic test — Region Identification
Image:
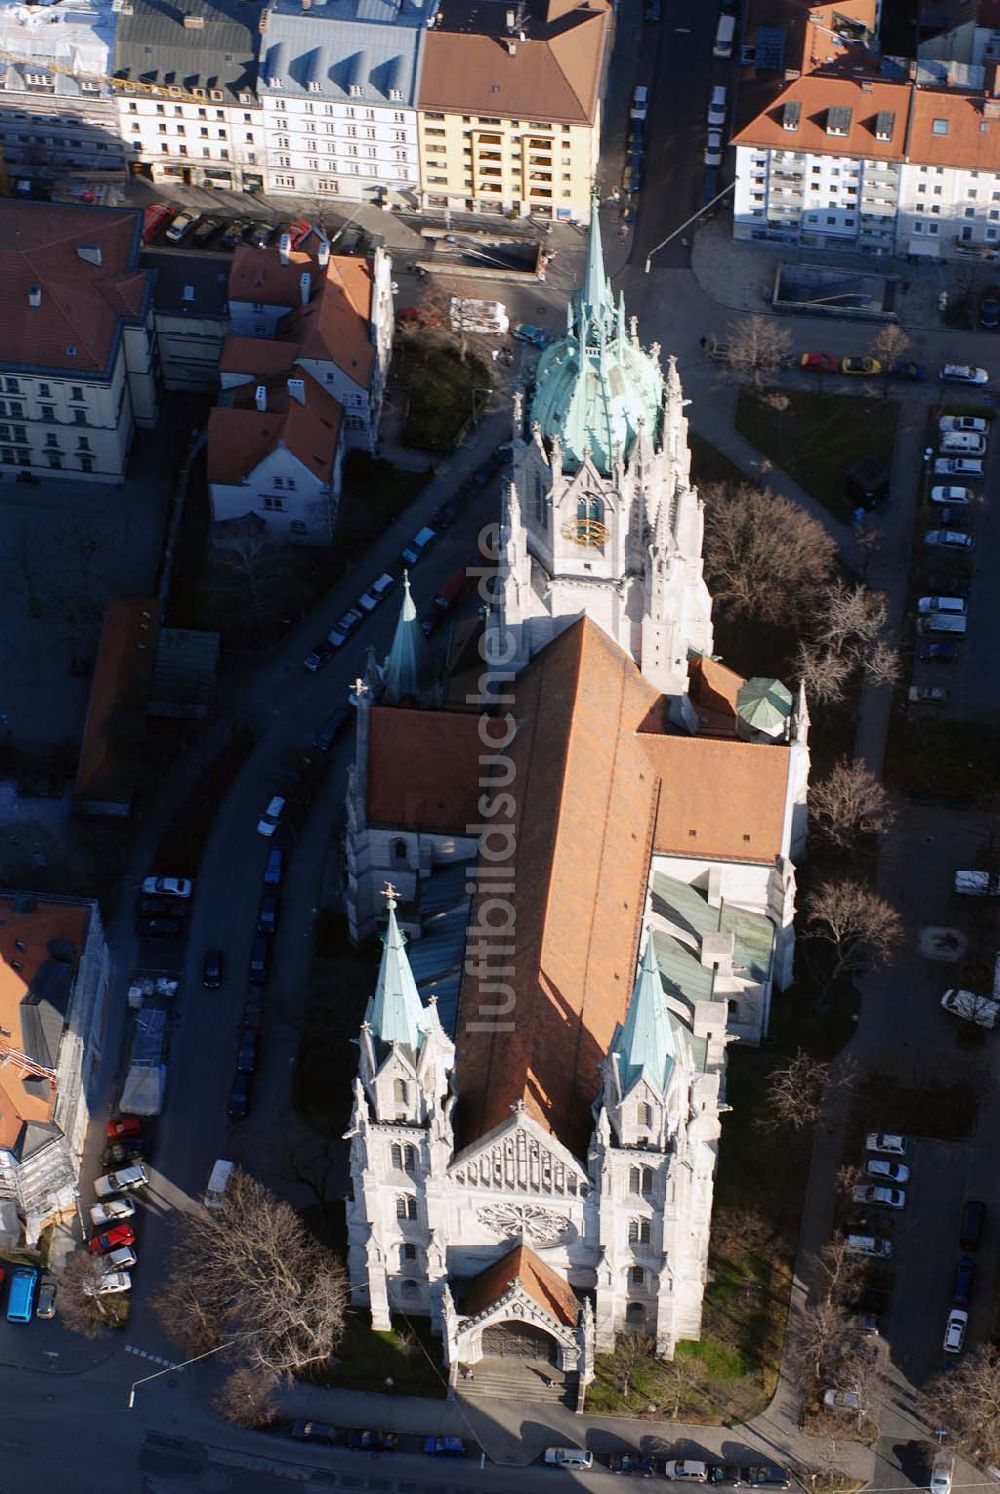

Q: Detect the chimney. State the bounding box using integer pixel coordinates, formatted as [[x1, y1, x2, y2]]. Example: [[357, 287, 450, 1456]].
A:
[[76, 242, 103, 267], [27, 285, 41, 308], [299, 270, 312, 305], [182, 12, 205, 25], [278, 232, 292, 265], [287, 377, 306, 405], [317, 237, 331, 268], [505, 5, 515, 24], [505, 37, 516, 53], [255, 384, 267, 411]]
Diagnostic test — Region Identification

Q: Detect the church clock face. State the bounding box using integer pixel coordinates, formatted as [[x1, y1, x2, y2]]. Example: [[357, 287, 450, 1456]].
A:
[[562, 494, 609, 549]]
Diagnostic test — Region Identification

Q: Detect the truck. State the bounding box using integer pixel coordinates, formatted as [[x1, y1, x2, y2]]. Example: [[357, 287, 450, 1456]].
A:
[[119, 1007, 168, 1116], [449, 297, 509, 336], [126, 969, 181, 1010]]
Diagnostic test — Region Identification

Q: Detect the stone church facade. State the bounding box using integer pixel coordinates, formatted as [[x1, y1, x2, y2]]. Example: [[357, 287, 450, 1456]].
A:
[[342, 203, 809, 1386]]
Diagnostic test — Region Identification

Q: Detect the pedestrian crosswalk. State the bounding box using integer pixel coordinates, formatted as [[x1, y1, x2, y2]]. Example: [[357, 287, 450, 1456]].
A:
[[125, 1343, 180, 1369]]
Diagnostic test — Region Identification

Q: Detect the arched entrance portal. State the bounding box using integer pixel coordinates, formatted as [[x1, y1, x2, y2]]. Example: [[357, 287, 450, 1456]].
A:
[[481, 1321, 558, 1363]]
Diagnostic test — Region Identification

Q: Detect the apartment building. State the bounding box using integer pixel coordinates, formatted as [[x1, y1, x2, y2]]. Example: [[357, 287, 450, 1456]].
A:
[[0, 891, 110, 1246], [416, 0, 610, 220], [731, 0, 1000, 260], [225, 235, 395, 450], [112, 0, 265, 190], [257, 0, 434, 202], [0, 201, 156, 484], [0, 0, 127, 186]]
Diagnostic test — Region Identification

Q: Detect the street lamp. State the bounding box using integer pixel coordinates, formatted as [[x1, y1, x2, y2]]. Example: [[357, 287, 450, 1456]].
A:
[[127, 1338, 239, 1409], [644, 180, 735, 273]]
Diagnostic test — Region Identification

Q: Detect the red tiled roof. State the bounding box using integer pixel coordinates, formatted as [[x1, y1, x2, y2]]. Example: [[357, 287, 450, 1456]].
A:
[[367, 708, 483, 831], [688, 656, 745, 737], [73, 597, 161, 813], [732, 73, 909, 159], [228, 242, 318, 309], [219, 336, 300, 379], [0, 201, 149, 373], [280, 256, 376, 384], [207, 371, 343, 485], [645, 733, 790, 862], [463, 1242, 579, 1324]]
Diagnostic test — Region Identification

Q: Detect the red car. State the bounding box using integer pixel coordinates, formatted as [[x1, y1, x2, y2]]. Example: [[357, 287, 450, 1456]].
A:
[[106, 1116, 142, 1139], [88, 1224, 136, 1254], [141, 201, 174, 245], [800, 352, 839, 372], [287, 216, 315, 249]]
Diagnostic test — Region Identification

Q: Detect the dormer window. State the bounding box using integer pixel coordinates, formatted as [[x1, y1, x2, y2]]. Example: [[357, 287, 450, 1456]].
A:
[[782, 100, 800, 132], [393, 1078, 409, 1107], [874, 109, 894, 142], [826, 105, 852, 138], [637, 1101, 653, 1128], [931, 117, 949, 136]]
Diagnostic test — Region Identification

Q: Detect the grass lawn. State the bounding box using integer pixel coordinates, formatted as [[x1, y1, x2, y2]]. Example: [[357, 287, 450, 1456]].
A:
[[393, 336, 493, 452], [302, 1311, 447, 1398], [689, 432, 749, 491], [735, 387, 898, 522]]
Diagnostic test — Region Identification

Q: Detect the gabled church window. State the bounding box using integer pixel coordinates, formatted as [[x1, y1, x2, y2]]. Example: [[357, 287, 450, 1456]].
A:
[[396, 1195, 417, 1219], [630, 1265, 644, 1285], [393, 1079, 410, 1107], [629, 1166, 654, 1198], [391, 838, 407, 861], [638, 1102, 654, 1129], [402, 1242, 417, 1262], [628, 1218, 651, 1245]]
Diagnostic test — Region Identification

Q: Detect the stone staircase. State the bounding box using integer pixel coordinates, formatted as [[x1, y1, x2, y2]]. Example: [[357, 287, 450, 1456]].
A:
[[458, 1357, 577, 1406]]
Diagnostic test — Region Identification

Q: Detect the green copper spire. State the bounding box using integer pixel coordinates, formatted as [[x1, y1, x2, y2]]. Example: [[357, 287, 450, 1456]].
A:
[[613, 936, 676, 1095], [383, 571, 434, 705], [365, 886, 427, 1052], [529, 197, 665, 475]]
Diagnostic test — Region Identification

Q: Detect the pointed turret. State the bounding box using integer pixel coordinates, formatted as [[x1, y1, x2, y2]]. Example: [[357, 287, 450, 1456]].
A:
[[365, 885, 427, 1052], [582, 184, 608, 321], [612, 936, 676, 1095], [383, 571, 434, 705]]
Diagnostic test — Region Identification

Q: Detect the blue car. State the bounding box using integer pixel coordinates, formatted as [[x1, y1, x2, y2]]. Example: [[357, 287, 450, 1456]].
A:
[[892, 361, 928, 382], [424, 1437, 465, 1457], [512, 322, 552, 349], [918, 641, 958, 661]]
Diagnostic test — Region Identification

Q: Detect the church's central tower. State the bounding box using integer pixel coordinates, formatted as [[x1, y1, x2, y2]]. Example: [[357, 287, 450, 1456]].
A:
[[500, 198, 714, 723]]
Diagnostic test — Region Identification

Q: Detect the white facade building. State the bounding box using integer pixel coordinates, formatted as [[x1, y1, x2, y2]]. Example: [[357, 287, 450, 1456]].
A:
[[0, 201, 156, 484], [112, 0, 265, 190], [258, 0, 434, 202], [341, 207, 810, 1381]]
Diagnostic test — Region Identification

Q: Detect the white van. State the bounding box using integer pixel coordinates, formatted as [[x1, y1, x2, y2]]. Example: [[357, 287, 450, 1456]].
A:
[[203, 1158, 234, 1209], [544, 1447, 594, 1469], [941, 988, 1000, 1029], [939, 432, 987, 455], [714, 13, 735, 56], [707, 85, 728, 126], [846, 1233, 892, 1258], [917, 613, 967, 636]]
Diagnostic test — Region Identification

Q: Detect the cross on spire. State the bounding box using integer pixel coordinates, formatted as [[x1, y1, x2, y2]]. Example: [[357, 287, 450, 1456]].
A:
[[381, 880, 398, 911], [353, 677, 369, 698]]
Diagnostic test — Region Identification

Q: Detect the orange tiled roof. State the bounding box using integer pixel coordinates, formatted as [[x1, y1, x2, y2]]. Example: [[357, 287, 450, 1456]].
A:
[[688, 656, 745, 737], [645, 733, 790, 862], [228, 242, 319, 309], [219, 336, 301, 379], [74, 597, 161, 812], [367, 708, 483, 831], [909, 88, 1000, 172], [463, 1241, 579, 1324], [732, 73, 910, 159], [280, 255, 377, 385], [419, 0, 610, 124], [207, 371, 343, 486], [0, 201, 149, 373]]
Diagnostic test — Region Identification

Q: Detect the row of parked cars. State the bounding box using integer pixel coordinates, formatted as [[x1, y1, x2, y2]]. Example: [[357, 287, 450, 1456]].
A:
[[541, 1452, 792, 1482], [914, 405, 990, 667], [142, 202, 316, 253]]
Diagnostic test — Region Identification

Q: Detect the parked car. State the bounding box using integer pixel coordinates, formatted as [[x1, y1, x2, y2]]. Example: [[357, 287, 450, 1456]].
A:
[[512, 322, 553, 348], [866, 1158, 910, 1182], [36, 1278, 57, 1319], [940, 364, 989, 384], [852, 1184, 905, 1209], [424, 1437, 466, 1457], [941, 987, 999, 1029], [135, 915, 183, 939], [203, 948, 225, 989], [908, 685, 949, 703], [101, 1245, 137, 1272], [918, 641, 959, 661], [164, 211, 198, 244], [90, 1197, 136, 1228], [842, 356, 881, 376], [799, 351, 839, 372], [939, 415, 988, 434], [328, 607, 363, 648], [191, 215, 223, 245], [248, 934, 270, 987], [257, 894, 279, 935], [664, 1462, 710, 1481], [953, 1256, 976, 1308], [932, 459, 983, 479], [228, 1070, 253, 1119], [930, 1454, 955, 1494], [846, 1233, 892, 1259], [707, 85, 728, 126], [142, 876, 193, 898], [943, 1307, 968, 1354], [89, 1224, 136, 1254], [314, 708, 348, 753], [289, 1420, 338, 1444], [106, 1115, 143, 1140], [303, 642, 333, 673], [358, 573, 395, 612], [918, 595, 967, 614], [94, 1164, 147, 1198], [246, 221, 275, 247], [137, 894, 182, 918], [823, 1388, 863, 1412], [141, 201, 174, 244], [401, 526, 437, 566], [346, 1430, 398, 1453], [5, 1266, 38, 1323], [707, 1465, 747, 1486], [866, 1131, 907, 1155], [959, 1199, 986, 1250], [631, 84, 649, 121], [83, 1270, 131, 1296], [925, 529, 974, 549], [218, 219, 250, 250], [892, 361, 927, 381], [263, 847, 284, 887], [257, 795, 286, 837], [703, 129, 723, 167], [929, 486, 972, 506], [954, 869, 1000, 896], [644, 0, 660, 18], [979, 289, 1000, 330], [744, 1468, 792, 1489]]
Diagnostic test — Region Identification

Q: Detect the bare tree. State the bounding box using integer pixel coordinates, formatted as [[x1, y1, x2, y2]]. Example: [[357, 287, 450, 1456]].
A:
[[807, 880, 903, 987], [610, 1332, 654, 1400], [835, 1162, 863, 1198], [815, 1237, 865, 1306], [815, 580, 888, 654], [862, 640, 902, 690], [756, 1049, 833, 1134], [153, 1169, 349, 1379], [923, 1346, 1000, 1465], [793, 1298, 851, 1378], [652, 1351, 708, 1418], [852, 522, 881, 583], [57, 1251, 118, 1338], [794, 642, 853, 705], [867, 323, 913, 394], [722, 315, 793, 387], [702, 483, 837, 625], [212, 1363, 280, 1428], [214, 532, 295, 625], [810, 760, 894, 847]]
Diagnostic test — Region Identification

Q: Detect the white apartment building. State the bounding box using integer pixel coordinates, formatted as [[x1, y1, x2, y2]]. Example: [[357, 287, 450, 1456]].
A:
[[733, 72, 1000, 260], [257, 0, 434, 202], [0, 0, 126, 185], [0, 201, 156, 484], [112, 0, 265, 190]]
